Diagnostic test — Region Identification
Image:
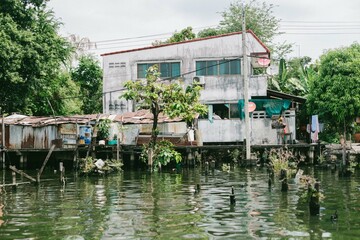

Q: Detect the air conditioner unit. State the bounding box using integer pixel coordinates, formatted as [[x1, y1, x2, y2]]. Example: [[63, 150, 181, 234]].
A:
[[192, 76, 205, 86]]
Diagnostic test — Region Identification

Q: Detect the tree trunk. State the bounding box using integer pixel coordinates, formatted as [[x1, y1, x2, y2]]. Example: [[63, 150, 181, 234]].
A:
[[148, 102, 160, 170]]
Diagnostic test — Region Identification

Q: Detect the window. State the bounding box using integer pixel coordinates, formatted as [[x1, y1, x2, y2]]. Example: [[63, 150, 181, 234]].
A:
[[196, 59, 241, 76], [137, 62, 180, 78], [229, 104, 240, 118], [209, 103, 240, 119]]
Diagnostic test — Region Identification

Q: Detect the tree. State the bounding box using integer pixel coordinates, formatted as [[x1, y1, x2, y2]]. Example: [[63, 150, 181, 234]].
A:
[[218, 0, 292, 58], [43, 72, 83, 116], [153, 27, 196, 45], [71, 55, 103, 114], [122, 66, 207, 170], [67, 34, 97, 68], [307, 43, 360, 141], [197, 27, 223, 38], [0, 0, 73, 115], [269, 57, 317, 97]]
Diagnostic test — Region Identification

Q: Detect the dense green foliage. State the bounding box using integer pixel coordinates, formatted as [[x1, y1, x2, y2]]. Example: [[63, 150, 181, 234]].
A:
[[0, 0, 103, 116], [307, 43, 360, 138], [219, 0, 278, 45], [269, 57, 317, 97], [140, 140, 182, 171], [0, 0, 73, 115], [71, 55, 103, 114], [122, 66, 207, 169], [153, 26, 196, 46]]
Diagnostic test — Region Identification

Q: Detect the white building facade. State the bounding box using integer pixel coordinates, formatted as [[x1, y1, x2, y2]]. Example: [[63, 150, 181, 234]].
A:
[[101, 31, 296, 145]]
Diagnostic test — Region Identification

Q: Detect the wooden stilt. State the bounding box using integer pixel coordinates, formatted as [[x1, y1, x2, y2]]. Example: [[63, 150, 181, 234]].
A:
[[59, 162, 65, 185], [37, 144, 56, 183], [9, 165, 36, 183], [12, 171, 17, 190]]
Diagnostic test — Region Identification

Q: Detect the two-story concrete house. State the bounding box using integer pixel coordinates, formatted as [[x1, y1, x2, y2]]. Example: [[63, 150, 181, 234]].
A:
[[101, 30, 296, 145]]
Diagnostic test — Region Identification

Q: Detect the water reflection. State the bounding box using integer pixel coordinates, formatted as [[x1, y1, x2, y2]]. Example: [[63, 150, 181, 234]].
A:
[[0, 168, 359, 239]]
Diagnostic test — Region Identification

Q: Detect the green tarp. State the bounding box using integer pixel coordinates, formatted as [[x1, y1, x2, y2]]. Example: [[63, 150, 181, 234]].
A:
[[238, 99, 291, 119]]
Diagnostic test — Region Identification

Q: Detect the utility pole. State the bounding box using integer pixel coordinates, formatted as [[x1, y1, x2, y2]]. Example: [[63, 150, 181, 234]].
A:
[[242, 2, 251, 160]]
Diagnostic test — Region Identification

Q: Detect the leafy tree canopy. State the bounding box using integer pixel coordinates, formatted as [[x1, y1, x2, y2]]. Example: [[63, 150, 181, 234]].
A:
[[0, 0, 73, 115], [307, 43, 360, 136], [153, 26, 196, 46], [198, 0, 292, 58], [122, 66, 207, 169], [71, 55, 103, 114]]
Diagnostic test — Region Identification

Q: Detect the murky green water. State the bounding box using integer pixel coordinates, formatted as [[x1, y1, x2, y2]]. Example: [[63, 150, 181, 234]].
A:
[[0, 167, 359, 239]]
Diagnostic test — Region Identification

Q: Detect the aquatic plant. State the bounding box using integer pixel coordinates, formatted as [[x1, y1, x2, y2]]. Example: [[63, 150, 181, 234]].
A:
[[267, 147, 303, 177], [140, 140, 182, 171], [78, 157, 123, 175]]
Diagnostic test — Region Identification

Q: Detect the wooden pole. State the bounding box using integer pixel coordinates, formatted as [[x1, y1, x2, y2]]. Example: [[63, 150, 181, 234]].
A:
[[12, 171, 16, 190], [86, 114, 101, 160], [37, 144, 56, 183], [12, 171, 16, 185], [59, 162, 65, 185], [116, 137, 120, 162], [9, 165, 36, 183]]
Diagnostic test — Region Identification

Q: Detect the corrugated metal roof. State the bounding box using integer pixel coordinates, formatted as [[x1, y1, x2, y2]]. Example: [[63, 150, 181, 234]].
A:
[[1, 110, 183, 126], [114, 109, 182, 124]]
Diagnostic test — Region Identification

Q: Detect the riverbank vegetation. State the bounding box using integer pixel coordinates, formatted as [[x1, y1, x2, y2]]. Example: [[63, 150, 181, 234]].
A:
[[0, 0, 102, 116]]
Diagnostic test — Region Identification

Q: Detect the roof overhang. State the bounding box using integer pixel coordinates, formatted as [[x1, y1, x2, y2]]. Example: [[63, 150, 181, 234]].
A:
[[267, 89, 306, 104]]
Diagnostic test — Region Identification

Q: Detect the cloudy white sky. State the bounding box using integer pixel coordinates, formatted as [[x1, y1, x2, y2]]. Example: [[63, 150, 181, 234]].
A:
[[47, 0, 360, 61]]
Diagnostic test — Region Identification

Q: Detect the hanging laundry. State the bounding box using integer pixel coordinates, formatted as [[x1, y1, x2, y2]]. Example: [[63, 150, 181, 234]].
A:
[[311, 115, 319, 142]]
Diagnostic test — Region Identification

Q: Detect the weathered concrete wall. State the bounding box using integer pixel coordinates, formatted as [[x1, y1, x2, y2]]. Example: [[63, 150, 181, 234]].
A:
[[121, 122, 188, 145], [102, 32, 269, 114], [198, 110, 296, 145]]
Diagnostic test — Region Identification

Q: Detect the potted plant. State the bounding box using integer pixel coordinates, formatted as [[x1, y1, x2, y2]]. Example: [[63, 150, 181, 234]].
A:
[[108, 134, 118, 145]]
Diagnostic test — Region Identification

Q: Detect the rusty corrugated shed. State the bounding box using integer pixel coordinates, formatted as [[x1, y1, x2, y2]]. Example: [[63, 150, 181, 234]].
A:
[[0, 111, 185, 149]]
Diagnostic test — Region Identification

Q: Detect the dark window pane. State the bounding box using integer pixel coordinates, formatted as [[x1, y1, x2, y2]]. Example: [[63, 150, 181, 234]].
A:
[[207, 61, 218, 76], [230, 104, 240, 118], [137, 64, 147, 78], [171, 62, 180, 77], [219, 60, 230, 75], [196, 61, 206, 76], [230, 59, 241, 74], [160, 63, 170, 77]]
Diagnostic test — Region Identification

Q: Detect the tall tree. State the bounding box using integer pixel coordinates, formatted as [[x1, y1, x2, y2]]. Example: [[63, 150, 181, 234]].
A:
[[219, 0, 291, 58], [122, 66, 207, 170], [71, 55, 103, 114], [0, 0, 72, 115], [307, 43, 360, 141], [67, 34, 97, 68], [40, 72, 83, 116]]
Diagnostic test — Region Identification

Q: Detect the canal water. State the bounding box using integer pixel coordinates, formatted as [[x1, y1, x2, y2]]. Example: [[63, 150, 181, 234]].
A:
[[0, 166, 359, 239]]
